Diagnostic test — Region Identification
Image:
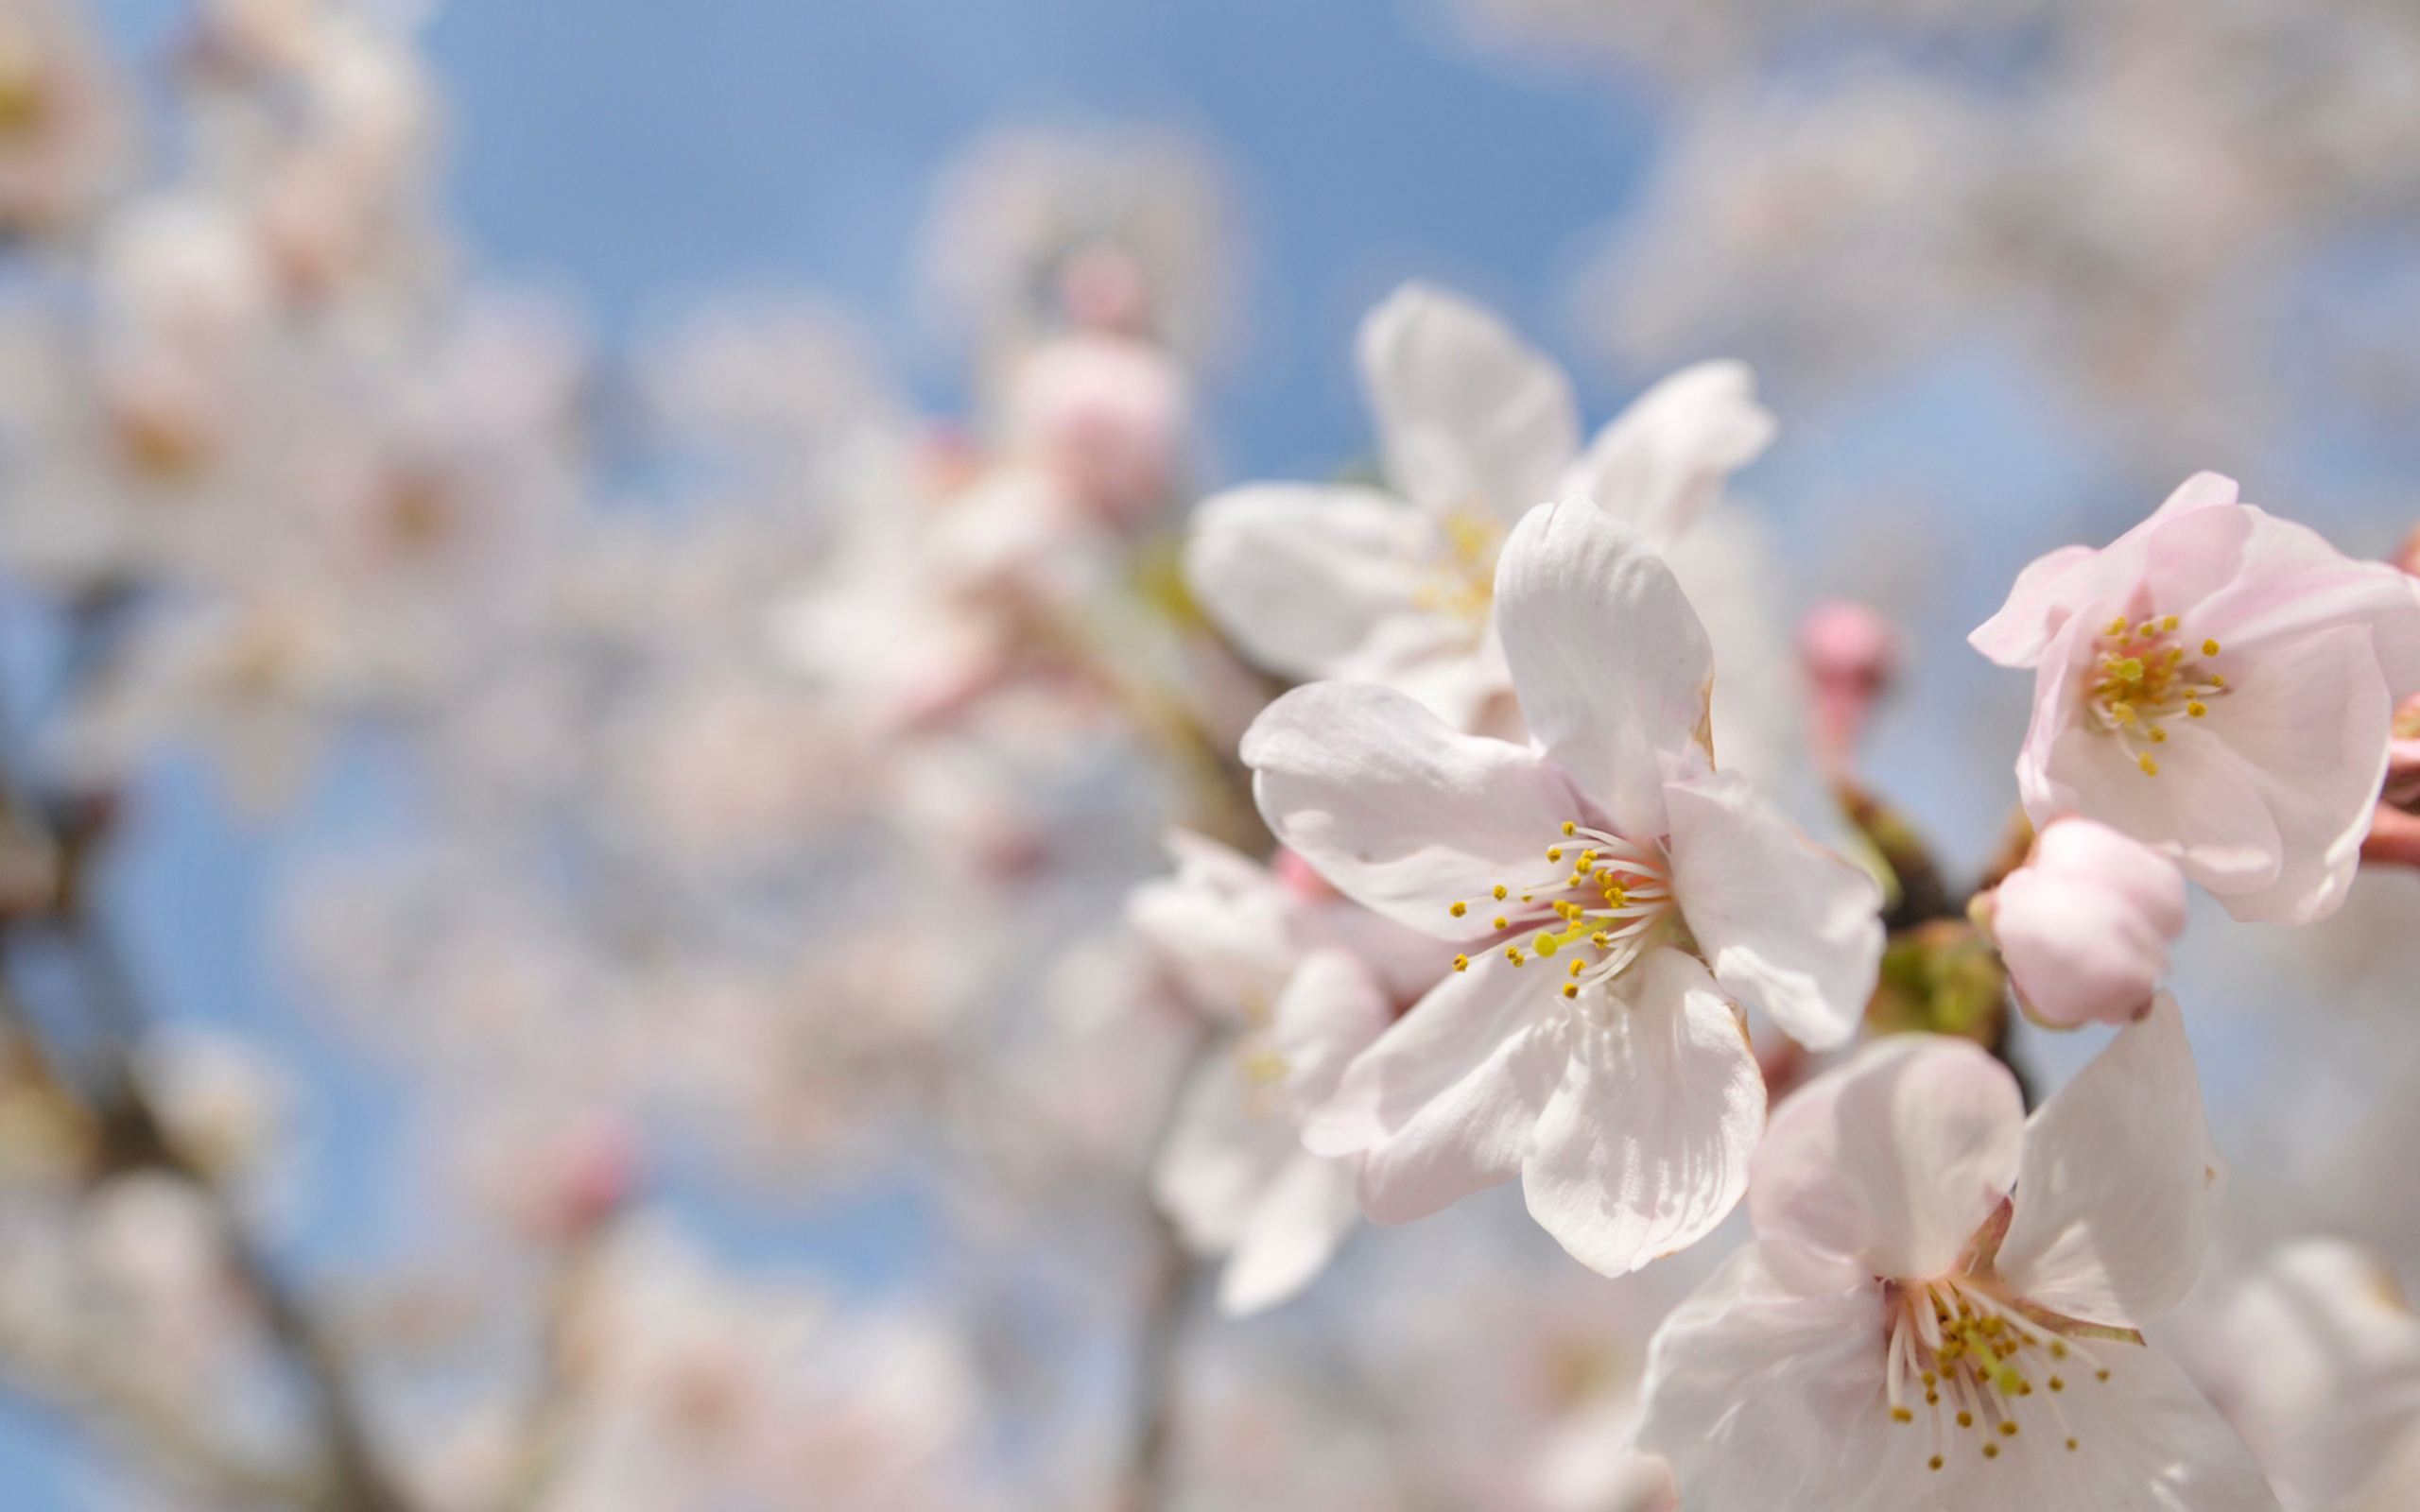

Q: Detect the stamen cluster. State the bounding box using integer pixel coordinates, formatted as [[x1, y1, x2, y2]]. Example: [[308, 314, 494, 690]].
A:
[[2084, 613, 2226, 777], [1448, 819, 1676, 999]]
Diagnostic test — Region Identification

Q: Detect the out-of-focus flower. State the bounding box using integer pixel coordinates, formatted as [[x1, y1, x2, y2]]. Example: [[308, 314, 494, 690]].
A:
[[1979, 815, 2187, 1029], [0, 0, 130, 237], [921, 126, 1235, 368], [1247, 499, 1878, 1275], [1634, 1002, 2268, 1506], [1187, 282, 1776, 747], [2193, 1238, 2420, 1512], [1972, 471, 2420, 924], [1006, 332, 1189, 528], [1130, 831, 1447, 1313]]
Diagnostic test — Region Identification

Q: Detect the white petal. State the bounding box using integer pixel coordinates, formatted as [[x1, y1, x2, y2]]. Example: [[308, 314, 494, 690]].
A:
[[2201, 507, 2420, 696], [1521, 947, 1764, 1276], [2149, 469, 2242, 520], [1182, 483, 1439, 680], [1637, 1244, 2279, 1511], [1970, 543, 2101, 667], [1357, 282, 1579, 519], [1126, 830, 1295, 1022], [1998, 995, 2223, 1331], [1634, 1243, 1928, 1511], [1269, 947, 1395, 1113], [1217, 1151, 1361, 1316], [1664, 768, 1882, 1051], [1495, 498, 1714, 835], [1957, 1342, 2279, 1512], [1749, 1035, 2024, 1281], [1150, 1052, 1301, 1254], [1561, 359, 1775, 546], [1305, 952, 1565, 1224], [1244, 680, 1587, 940], [2194, 623, 2394, 924]]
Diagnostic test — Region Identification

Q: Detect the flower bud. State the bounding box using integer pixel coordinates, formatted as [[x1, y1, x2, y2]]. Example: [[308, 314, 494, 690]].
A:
[[1795, 597, 1899, 774], [1982, 816, 2186, 1027], [1009, 333, 1187, 527]]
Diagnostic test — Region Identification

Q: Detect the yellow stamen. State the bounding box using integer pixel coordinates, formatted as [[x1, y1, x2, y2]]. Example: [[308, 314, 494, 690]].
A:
[[1449, 901, 1466, 917], [2138, 754, 2159, 776], [1453, 954, 1469, 972], [2203, 638, 2221, 656]]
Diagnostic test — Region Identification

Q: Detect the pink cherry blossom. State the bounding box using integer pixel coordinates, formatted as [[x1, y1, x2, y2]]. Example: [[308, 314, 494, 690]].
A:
[[1242, 497, 1880, 1276], [1972, 471, 2420, 924], [1635, 1001, 2275, 1509], [1983, 816, 2187, 1029]]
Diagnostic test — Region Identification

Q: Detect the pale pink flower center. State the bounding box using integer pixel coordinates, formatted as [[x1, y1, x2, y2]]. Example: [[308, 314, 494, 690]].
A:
[[2083, 612, 2228, 778], [1444, 822, 1676, 999]]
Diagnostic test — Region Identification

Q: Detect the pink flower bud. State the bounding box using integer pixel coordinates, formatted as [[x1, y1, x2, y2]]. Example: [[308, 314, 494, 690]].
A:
[[1795, 597, 1899, 774], [1985, 816, 2186, 1028]]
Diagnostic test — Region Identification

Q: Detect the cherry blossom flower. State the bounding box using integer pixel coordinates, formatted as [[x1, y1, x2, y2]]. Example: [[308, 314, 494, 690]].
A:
[[1243, 497, 1880, 1275], [1186, 282, 1775, 739], [1972, 471, 2420, 924], [1979, 816, 2187, 1029], [2191, 1238, 2420, 1512], [1130, 831, 1448, 1314], [1634, 1000, 2275, 1508]]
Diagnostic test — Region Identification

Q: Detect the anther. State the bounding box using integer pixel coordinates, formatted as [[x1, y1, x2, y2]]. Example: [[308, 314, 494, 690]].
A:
[[1568, 959, 1583, 977], [2187, 700, 2206, 717], [1891, 1407, 1912, 1423], [1561, 984, 1578, 999], [2048, 1376, 2063, 1391], [1450, 902, 1466, 917], [1927, 1455, 1944, 1471], [1547, 846, 1563, 863], [2162, 615, 2178, 630], [2066, 1437, 2079, 1452], [2203, 639, 2221, 656], [1494, 885, 1508, 900], [1999, 1421, 2018, 1436], [2105, 615, 2128, 636], [1494, 916, 1510, 930], [1562, 821, 1576, 835], [1957, 1412, 1973, 1429], [2138, 753, 2159, 776], [2148, 727, 2167, 744], [1506, 947, 1524, 966], [2049, 1343, 2067, 1360], [2096, 1368, 2110, 1382], [1982, 1443, 1999, 1460], [1453, 955, 1469, 972]]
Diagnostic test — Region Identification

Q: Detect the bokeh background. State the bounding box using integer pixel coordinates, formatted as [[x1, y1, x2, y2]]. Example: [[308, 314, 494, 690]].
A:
[[6, 1, 2420, 1508]]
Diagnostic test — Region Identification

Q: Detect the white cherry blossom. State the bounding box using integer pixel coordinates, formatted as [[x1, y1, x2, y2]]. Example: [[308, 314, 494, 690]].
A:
[[1634, 1000, 2276, 1509], [1973, 471, 2420, 924], [1243, 497, 1879, 1275], [1185, 281, 1775, 742]]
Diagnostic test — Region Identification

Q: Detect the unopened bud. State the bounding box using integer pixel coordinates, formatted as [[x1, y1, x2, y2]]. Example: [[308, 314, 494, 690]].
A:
[[1796, 598, 1900, 774], [1981, 816, 2185, 1028]]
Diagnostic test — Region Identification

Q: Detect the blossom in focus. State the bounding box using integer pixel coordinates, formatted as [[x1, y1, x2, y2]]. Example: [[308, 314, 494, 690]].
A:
[[1634, 1001, 2274, 1507], [2192, 1238, 2420, 1512], [1244, 498, 1880, 1276], [1980, 816, 2187, 1029], [1971, 471, 2420, 924], [1186, 281, 1775, 741], [1130, 830, 1447, 1314]]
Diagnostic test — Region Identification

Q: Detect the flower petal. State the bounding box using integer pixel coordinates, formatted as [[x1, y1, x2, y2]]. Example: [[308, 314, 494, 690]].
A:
[[1958, 1341, 2279, 1511], [1244, 679, 1586, 940], [1520, 947, 1765, 1276], [1749, 1035, 2024, 1281], [1270, 947, 1395, 1114], [1217, 1150, 1361, 1316], [2211, 1238, 2420, 1512], [1634, 1243, 1927, 1512], [1560, 359, 1775, 546], [1495, 498, 1714, 835], [1151, 1052, 1301, 1254], [1304, 949, 1564, 1223], [1357, 282, 1579, 519], [1997, 994, 2223, 1331], [2194, 623, 2395, 923], [1970, 543, 2100, 668], [1182, 483, 1438, 681], [1664, 768, 1881, 1051], [1126, 829, 1295, 1022]]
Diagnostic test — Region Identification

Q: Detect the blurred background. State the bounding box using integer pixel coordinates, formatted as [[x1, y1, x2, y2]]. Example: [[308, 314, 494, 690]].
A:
[[1, 0, 2418, 1508]]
